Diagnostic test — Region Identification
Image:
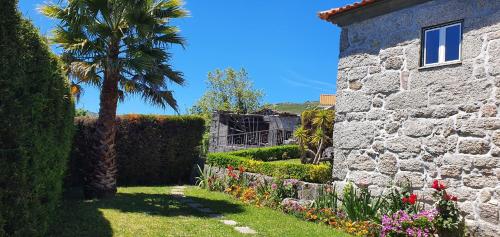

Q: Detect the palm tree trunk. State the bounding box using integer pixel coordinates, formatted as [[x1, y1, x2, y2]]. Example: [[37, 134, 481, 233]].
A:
[[313, 139, 324, 165], [84, 45, 120, 199]]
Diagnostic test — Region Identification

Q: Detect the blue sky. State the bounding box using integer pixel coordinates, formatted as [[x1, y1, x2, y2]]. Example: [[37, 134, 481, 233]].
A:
[[18, 0, 357, 114]]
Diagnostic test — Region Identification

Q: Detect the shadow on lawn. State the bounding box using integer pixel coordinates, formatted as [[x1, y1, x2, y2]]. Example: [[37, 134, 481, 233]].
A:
[[48, 188, 244, 237]]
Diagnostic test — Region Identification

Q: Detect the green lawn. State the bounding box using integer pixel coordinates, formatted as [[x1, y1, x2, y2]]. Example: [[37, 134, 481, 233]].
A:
[[267, 158, 302, 164], [50, 186, 351, 237]]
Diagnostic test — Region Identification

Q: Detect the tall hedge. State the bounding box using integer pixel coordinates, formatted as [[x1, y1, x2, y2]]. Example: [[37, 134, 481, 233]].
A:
[[0, 1, 74, 236], [68, 115, 205, 187]]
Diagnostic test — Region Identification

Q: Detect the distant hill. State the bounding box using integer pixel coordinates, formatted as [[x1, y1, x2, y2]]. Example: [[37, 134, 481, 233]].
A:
[[271, 101, 319, 115]]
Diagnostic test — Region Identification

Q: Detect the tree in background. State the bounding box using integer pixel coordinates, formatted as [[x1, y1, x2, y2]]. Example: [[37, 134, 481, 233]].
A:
[[190, 68, 264, 120], [190, 68, 264, 154], [294, 110, 334, 164], [41, 0, 188, 198]]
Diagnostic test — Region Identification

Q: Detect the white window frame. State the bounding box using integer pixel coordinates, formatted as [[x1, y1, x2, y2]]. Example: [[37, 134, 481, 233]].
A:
[[422, 22, 462, 67]]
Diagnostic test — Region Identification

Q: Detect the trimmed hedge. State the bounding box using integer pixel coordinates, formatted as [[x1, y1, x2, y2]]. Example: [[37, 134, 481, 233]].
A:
[[207, 146, 331, 183], [68, 115, 205, 187], [226, 145, 301, 161], [0, 1, 74, 236]]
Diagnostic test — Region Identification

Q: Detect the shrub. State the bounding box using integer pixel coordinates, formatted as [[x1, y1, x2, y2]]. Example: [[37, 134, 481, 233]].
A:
[[227, 145, 301, 161], [68, 115, 205, 186], [0, 1, 74, 235], [206, 146, 331, 183]]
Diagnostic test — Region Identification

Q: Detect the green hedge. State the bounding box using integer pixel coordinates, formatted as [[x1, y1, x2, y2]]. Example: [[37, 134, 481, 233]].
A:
[[207, 146, 331, 183], [0, 1, 74, 236], [68, 115, 205, 187], [226, 145, 301, 161]]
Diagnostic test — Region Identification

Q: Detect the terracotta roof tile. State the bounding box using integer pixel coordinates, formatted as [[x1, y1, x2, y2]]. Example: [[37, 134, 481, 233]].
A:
[[319, 0, 381, 21]]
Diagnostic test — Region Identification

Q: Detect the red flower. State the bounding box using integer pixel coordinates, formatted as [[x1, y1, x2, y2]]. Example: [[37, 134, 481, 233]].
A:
[[408, 194, 417, 204], [228, 171, 237, 179], [402, 197, 408, 203], [444, 193, 458, 202], [227, 165, 234, 172], [432, 180, 446, 191], [402, 194, 417, 205]]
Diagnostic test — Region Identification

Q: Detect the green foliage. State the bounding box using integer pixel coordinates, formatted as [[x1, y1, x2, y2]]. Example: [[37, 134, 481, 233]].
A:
[[270, 101, 320, 115], [313, 186, 340, 213], [206, 146, 331, 183], [227, 145, 301, 161], [341, 183, 383, 222], [294, 110, 335, 164], [0, 1, 74, 235], [190, 68, 264, 118], [382, 183, 423, 216], [41, 0, 188, 111], [431, 184, 465, 236], [68, 115, 205, 186]]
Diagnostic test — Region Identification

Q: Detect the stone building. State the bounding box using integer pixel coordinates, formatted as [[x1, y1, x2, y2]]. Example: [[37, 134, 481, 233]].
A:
[[320, 0, 499, 235], [208, 110, 300, 152]]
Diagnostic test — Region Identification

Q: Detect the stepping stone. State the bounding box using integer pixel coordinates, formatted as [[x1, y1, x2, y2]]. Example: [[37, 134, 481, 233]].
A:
[[234, 226, 257, 234], [221, 220, 237, 226]]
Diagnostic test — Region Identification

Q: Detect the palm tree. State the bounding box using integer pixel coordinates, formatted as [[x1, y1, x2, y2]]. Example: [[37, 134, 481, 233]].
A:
[[41, 0, 188, 198], [294, 110, 334, 165]]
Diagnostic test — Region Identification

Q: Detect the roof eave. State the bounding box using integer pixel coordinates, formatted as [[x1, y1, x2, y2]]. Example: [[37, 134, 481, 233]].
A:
[[320, 0, 432, 27]]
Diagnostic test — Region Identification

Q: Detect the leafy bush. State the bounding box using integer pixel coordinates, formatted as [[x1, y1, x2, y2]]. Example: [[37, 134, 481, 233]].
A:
[[206, 146, 331, 183], [227, 145, 301, 161], [0, 1, 74, 235], [68, 115, 205, 186]]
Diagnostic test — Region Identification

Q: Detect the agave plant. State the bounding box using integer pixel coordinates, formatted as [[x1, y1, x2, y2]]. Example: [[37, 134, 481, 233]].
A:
[[41, 0, 188, 198]]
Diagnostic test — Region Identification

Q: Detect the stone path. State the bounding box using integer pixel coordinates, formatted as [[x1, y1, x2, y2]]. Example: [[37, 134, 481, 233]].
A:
[[170, 186, 257, 235]]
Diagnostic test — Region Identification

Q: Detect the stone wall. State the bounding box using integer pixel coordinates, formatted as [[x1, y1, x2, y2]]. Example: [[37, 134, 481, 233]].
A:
[[205, 165, 325, 200], [331, 1, 500, 236]]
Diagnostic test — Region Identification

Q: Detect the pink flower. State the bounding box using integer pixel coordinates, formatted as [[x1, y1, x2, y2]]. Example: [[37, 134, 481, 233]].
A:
[[271, 183, 277, 190]]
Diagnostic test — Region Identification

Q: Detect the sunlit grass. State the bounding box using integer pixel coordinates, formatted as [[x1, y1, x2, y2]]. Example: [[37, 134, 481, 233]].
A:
[[49, 186, 351, 237]]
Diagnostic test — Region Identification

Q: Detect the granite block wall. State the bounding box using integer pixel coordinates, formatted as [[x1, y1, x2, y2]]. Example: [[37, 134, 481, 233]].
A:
[[331, 1, 500, 235]]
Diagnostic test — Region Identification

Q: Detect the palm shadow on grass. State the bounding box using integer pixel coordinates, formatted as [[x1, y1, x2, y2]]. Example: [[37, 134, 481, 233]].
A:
[[48, 188, 244, 237]]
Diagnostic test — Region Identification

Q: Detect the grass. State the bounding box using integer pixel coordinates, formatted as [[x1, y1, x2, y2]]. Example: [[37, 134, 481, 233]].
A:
[[50, 186, 351, 237], [267, 158, 302, 164]]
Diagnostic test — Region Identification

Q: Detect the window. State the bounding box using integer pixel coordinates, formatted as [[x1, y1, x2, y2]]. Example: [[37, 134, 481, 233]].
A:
[[422, 22, 462, 67]]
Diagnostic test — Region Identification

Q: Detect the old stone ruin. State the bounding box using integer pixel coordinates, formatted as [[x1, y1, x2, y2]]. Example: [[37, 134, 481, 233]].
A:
[[208, 109, 300, 152]]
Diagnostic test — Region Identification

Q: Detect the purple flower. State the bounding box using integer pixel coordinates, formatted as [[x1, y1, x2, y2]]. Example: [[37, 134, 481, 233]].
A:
[[381, 209, 436, 237]]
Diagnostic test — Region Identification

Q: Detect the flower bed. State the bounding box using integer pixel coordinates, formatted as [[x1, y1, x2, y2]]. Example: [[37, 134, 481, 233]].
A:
[[206, 146, 331, 183], [197, 165, 466, 237]]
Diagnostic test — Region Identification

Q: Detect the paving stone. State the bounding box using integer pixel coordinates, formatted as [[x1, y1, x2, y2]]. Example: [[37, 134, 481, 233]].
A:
[[234, 226, 257, 234], [221, 220, 238, 226]]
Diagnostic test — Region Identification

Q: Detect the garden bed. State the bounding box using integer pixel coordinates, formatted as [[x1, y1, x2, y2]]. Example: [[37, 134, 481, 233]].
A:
[[198, 165, 467, 237]]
